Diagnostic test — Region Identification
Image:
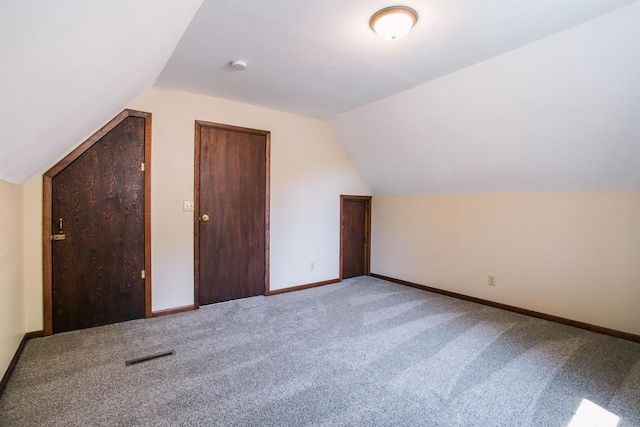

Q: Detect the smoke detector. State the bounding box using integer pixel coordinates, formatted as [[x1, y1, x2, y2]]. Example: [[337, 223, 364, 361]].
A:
[[230, 60, 247, 71]]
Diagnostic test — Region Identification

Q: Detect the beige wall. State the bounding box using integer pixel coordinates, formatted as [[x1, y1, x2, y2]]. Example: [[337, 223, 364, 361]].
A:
[[128, 87, 368, 310], [20, 86, 638, 338], [372, 192, 640, 335], [23, 177, 43, 332], [23, 86, 368, 326], [0, 180, 26, 374]]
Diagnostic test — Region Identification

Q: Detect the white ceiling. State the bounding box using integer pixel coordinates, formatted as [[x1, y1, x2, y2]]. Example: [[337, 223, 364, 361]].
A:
[[0, 0, 202, 184], [157, 0, 634, 119], [1, 0, 638, 194], [329, 1, 640, 194]]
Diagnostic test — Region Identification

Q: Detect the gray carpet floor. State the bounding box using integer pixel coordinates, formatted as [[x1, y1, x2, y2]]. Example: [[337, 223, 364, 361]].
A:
[[1, 276, 639, 426]]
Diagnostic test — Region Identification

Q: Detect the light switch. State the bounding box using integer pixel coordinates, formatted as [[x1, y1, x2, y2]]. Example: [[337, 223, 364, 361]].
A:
[[183, 201, 194, 211]]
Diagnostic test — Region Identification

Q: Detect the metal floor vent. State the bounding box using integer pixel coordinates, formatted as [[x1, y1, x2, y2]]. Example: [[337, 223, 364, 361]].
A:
[[125, 350, 175, 366]]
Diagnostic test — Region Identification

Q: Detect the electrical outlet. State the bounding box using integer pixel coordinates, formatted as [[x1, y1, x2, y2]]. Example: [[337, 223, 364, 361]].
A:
[[310, 262, 315, 271], [183, 200, 194, 211], [488, 275, 496, 286]]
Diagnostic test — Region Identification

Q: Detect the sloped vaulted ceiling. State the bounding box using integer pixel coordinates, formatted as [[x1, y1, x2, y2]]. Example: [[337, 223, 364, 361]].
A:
[[0, 0, 202, 184], [1, 0, 638, 193], [328, 1, 640, 195]]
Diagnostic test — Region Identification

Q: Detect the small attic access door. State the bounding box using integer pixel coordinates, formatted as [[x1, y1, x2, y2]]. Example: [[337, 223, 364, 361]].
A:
[[42, 110, 152, 335], [340, 195, 371, 279]]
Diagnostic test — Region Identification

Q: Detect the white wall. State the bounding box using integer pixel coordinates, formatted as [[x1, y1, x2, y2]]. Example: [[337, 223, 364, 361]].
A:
[[372, 192, 640, 335], [23, 86, 368, 325], [0, 180, 26, 375]]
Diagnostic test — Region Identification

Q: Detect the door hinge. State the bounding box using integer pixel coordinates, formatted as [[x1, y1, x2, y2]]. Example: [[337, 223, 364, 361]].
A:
[[141, 270, 146, 279], [140, 162, 145, 172]]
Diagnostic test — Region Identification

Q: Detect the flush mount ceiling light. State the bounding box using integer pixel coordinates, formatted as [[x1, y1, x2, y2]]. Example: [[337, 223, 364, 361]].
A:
[[369, 6, 418, 40]]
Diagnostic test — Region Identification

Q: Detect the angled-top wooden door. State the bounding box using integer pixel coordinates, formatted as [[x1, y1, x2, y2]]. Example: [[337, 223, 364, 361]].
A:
[[340, 196, 371, 279], [195, 121, 270, 306], [44, 110, 151, 334]]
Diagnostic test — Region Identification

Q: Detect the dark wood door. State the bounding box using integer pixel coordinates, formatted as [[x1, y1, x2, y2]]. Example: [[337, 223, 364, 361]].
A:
[[341, 196, 371, 279], [51, 116, 147, 333], [196, 122, 269, 305]]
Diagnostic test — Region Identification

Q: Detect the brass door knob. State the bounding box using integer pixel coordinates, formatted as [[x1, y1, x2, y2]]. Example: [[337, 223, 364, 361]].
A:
[[201, 214, 210, 222]]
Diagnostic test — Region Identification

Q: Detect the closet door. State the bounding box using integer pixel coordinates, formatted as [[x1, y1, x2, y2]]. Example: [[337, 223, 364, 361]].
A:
[[195, 121, 269, 305]]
